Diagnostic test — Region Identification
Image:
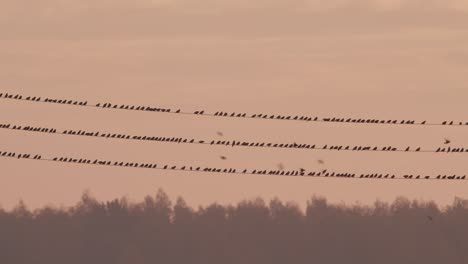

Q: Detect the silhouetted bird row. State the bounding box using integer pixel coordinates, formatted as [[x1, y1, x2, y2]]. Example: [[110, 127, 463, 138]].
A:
[[3, 92, 468, 126], [49, 157, 468, 180], [435, 147, 468, 153], [2, 123, 468, 154], [214, 111, 247, 118], [0, 124, 57, 134], [435, 175, 466, 180], [53, 156, 159, 169], [0, 151, 41, 160], [0, 92, 87, 106], [96, 103, 171, 113], [43, 98, 87, 106], [1, 150, 466, 180], [216, 110, 468, 126]]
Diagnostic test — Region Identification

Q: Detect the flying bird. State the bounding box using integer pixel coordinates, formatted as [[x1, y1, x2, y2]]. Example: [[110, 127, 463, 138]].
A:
[[220, 156, 227, 160], [444, 138, 451, 145], [277, 163, 285, 171], [317, 159, 325, 165], [217, 131, 224, 137]]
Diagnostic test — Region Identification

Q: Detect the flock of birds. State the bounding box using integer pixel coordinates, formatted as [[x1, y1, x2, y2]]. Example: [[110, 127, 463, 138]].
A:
[[1, 150, 466, 181], [0, 151, 42, 160], [1, 91, 467, 182], [1, 123, 466, 155], [2, 92, 468, 126]]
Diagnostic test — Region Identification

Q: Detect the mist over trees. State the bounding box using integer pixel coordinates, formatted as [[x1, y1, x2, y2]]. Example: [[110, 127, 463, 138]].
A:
[[1, 190, 467, 264]]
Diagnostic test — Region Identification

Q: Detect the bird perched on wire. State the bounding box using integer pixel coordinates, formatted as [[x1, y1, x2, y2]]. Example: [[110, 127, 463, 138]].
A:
[[444, 138, 451, 145]]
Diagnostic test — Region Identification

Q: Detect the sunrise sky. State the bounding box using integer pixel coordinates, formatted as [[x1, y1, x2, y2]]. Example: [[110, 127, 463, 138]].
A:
[[1, 0, 468, 209]]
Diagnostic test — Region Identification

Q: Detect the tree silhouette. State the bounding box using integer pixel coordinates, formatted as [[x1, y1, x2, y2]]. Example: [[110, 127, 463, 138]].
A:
[[0, 190, 467, 264]]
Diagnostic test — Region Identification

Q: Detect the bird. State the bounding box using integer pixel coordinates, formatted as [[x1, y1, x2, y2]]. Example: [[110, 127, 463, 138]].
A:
[[317, 159, 325, 165], [277, 163, 285, 171], [217, 131, 224, 137], [444, 138, 451, 145], [220, 156, 227, 160]]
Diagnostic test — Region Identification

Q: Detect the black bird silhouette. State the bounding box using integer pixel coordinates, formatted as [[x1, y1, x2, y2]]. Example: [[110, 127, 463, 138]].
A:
[[220, 156, 227, 160], [444, 138, 451, 145]]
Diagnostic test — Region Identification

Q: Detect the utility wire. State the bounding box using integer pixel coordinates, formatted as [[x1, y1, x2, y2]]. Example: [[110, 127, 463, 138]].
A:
[[2, 92, 467, 127], [1, 123, 467, 154], [0, 149, 466, 181]]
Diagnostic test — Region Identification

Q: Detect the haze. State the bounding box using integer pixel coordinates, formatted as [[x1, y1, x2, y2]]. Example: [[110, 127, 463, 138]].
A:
[[1, 0, 468, 210]]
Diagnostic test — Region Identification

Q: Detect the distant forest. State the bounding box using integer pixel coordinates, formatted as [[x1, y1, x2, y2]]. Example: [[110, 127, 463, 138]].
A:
[[1, 190, 467, 264]]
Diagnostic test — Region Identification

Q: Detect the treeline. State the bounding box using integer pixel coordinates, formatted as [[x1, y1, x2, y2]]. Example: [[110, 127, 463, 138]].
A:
[[1, 190, 467, 264]]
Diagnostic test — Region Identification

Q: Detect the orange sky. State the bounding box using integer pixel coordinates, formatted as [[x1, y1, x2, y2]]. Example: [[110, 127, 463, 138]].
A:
[[1, 0, 468, 210]]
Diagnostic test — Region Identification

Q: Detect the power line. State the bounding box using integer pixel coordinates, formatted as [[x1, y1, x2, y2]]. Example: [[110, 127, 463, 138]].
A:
[[1, 123, 467, 154], [0, 149, 466, 181], [2, 92, 467, 127]]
